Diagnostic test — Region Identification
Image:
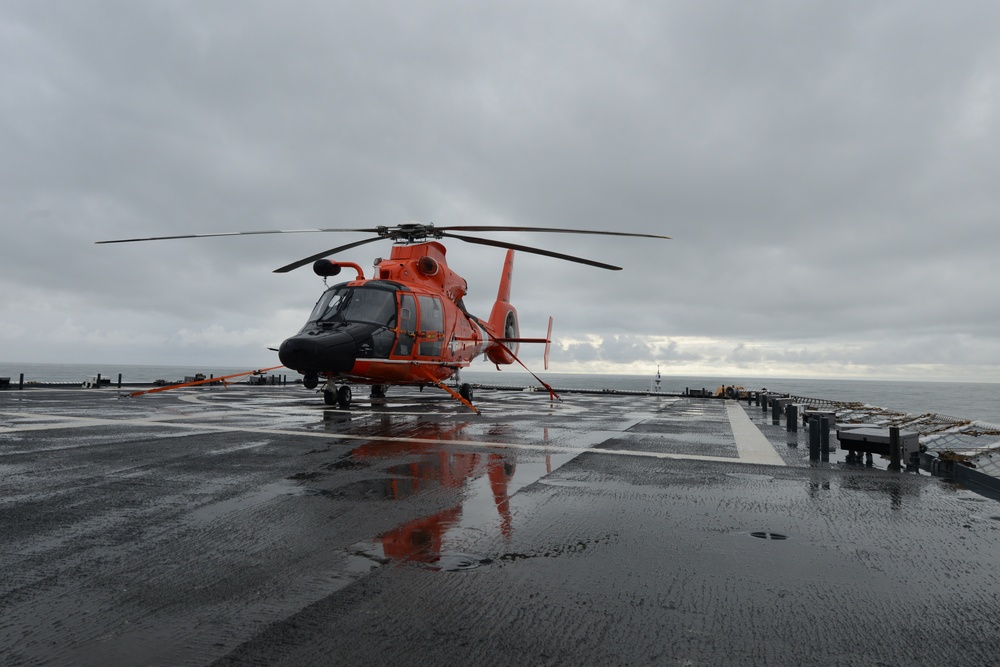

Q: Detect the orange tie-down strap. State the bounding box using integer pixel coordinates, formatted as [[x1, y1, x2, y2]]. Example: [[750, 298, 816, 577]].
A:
[[128, 366, 285, 397], [416, 366, 480, 414], [484, 333, 560, 402]]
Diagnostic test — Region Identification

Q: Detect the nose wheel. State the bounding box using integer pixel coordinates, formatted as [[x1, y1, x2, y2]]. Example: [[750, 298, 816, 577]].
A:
[[323, 384, 352, 408]]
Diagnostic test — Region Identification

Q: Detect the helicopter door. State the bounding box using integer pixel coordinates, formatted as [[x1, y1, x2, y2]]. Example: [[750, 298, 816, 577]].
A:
[[395, 293, 417, 356], [417, 295, 443, 356]]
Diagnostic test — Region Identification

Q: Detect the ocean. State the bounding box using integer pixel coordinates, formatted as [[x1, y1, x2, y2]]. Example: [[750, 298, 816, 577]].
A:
[[3, 362, 999, 425]]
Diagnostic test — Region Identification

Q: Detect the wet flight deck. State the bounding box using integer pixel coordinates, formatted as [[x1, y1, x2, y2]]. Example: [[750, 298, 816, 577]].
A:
[[2, 385, 999, 665]]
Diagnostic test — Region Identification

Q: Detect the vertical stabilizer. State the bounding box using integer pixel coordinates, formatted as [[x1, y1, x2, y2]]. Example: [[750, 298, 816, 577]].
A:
[[495, 248, 515, 304]]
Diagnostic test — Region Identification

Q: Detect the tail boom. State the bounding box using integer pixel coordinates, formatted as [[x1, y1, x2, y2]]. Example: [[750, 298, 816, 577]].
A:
[[486, 249, 519, 365]]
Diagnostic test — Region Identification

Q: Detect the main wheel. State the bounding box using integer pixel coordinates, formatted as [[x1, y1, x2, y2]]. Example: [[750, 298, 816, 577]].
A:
[[459, 383, 474, 402], [323, 389, 337, 406], [337, 385, 352, 408]]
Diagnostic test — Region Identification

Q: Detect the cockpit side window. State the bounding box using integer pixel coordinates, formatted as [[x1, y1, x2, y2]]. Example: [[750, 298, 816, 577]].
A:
[[395, 293, 417, 356]]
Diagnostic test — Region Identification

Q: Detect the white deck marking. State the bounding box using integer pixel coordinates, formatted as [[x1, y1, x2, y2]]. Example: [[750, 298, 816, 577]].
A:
[[1, 400, 787, 467], [725, 400, 786, 466], [0, 411, 728, 461]]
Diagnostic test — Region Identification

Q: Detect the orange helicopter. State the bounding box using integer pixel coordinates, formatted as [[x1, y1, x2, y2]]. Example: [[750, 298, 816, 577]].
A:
[[98, 223, 668, 411]]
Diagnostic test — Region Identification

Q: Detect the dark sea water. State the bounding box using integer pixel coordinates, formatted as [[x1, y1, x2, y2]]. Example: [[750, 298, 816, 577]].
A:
[[3, 362, 999, 425]]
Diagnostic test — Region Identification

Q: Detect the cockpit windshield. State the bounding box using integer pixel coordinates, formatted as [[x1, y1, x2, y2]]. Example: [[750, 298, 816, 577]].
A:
[[307, 285, 397, 327]]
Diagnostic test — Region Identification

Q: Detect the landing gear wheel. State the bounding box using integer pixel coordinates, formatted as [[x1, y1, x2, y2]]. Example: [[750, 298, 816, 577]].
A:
[[459, 383, 474, 402], [337, 385, 352, 408], [323, 389, 337, 406], [370, 384, 386, 399]]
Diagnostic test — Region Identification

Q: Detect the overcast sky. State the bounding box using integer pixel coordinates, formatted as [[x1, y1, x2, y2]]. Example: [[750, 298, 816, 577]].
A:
[[2, 1, 999, 381]]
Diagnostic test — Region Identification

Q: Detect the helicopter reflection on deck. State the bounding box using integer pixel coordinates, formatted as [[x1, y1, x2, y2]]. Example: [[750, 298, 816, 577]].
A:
[[376, 452, 516, 564], [336, 420, 558, 567]]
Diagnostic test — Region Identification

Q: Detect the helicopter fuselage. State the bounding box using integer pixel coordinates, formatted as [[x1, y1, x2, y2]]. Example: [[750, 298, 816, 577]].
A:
[[277, 242, 513, 388]]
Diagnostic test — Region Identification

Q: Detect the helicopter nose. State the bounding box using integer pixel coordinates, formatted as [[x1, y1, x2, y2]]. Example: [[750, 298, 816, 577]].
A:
[[278, 331, 357, 375]]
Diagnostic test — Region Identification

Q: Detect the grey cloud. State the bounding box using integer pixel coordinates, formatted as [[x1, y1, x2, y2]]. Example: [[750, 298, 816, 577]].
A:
[[2, 1, 999, 378]]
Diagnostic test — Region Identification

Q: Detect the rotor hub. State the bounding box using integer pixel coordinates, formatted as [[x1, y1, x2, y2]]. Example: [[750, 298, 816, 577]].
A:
[[376, 222, 443, 244]]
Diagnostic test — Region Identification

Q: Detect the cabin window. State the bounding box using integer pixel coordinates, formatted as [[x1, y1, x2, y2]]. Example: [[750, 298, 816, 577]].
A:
[[417, 295, 443, 356]]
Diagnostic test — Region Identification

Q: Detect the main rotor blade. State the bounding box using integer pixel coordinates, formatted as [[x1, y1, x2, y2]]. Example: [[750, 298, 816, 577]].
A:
[[436, 226, 670, 240], [95, 228, 381, 244], [272, 236, 384, 273], [439, 232, 623, 270]]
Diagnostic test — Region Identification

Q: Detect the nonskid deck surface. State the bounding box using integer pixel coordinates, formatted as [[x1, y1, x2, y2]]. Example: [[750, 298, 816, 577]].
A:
[[2, 387, 999, 666]]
